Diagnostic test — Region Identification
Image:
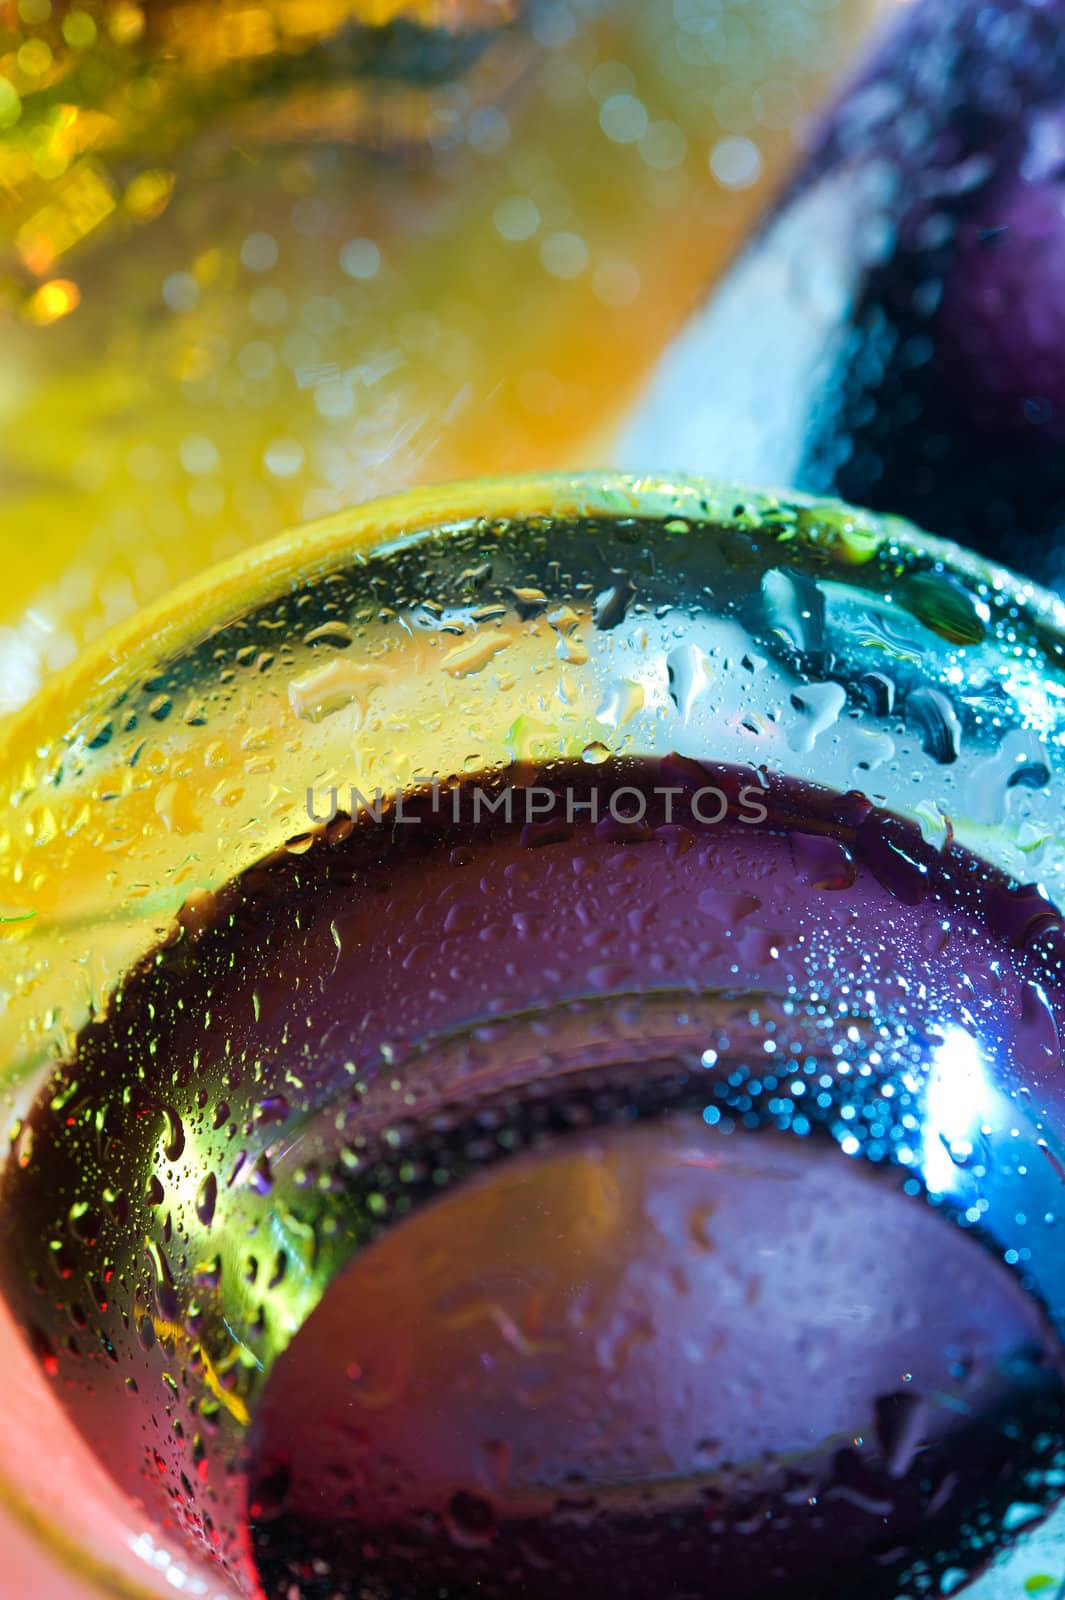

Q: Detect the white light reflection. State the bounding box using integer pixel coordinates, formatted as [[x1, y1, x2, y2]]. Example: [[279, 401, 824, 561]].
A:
[[919, 1026, 994, 1198]]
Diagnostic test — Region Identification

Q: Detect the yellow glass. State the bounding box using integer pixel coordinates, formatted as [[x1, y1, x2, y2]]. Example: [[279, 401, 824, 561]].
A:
[[0, 0, 888, 714]]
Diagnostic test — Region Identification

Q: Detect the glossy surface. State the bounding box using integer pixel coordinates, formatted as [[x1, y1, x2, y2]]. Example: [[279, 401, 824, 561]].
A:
[[4, 474, 1065, 1593]]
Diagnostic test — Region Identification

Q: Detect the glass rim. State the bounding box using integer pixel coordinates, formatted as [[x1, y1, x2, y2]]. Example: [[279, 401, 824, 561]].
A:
[[5, 468, 1063, 771]]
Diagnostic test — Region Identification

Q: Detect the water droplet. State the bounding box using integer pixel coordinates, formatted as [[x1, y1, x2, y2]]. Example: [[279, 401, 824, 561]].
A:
[[1002, 1501, 1043, 1533], [667, 642, 715, 720], [593, 576, 636, 630], [195, 1172, 217, 1228], [788, 682, 846, 753], [789, 832, 857, 891], [697, 887, 761, 923], [288, 658, 378, 722], [906, 687, 962, 765], [762, 568, 825, 658], [441, 633, 511, 678], [582, 742, 611, 766], [596, 678, 645, 729], [162, 1106, 185, 1162]]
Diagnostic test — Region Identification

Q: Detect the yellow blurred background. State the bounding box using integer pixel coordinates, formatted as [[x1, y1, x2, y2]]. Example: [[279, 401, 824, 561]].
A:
[[0, 0, 893, 715]]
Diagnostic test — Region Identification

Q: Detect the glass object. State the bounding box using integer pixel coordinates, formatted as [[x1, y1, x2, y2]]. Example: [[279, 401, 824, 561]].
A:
[[0, 0, 884, 715], [3, 472, 1065, 1596], [621, 0, 1065, 591]]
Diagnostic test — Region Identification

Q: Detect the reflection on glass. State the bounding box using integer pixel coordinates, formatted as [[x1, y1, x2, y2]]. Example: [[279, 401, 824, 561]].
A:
[[2, 475, 1065, 1595]]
